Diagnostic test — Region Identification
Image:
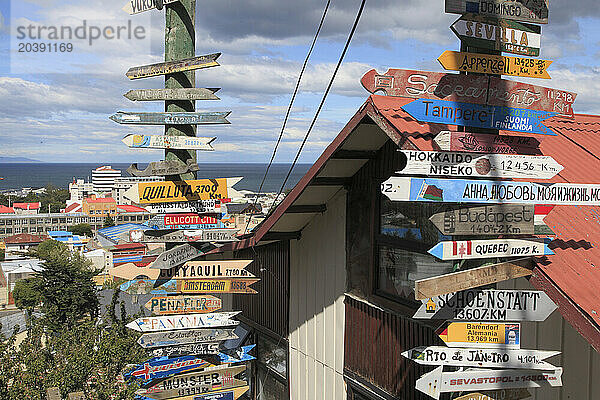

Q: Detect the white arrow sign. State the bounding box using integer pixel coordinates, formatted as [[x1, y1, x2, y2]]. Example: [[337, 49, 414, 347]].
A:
[[413, 289, 558, 322], [143, 199, 224, 214], [122, 0, 178, 15], [126, 312, 240, 333], [148, 244, 206, 270], [399, 150, 562, 179], [416, 366, 562, 400], [402, 346, 559, 370], [122, 134, 216, 151], [428, 238, 553, 260]]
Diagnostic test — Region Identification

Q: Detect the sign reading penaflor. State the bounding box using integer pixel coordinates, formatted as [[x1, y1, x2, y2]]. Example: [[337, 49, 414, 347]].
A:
[[145, 295, 222, 315]]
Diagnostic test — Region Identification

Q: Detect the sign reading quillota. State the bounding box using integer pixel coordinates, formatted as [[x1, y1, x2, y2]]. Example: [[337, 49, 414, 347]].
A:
[[126, 312, 240, 333], [131, 229, 239, 244], [122, 0, 178, 15], [414, 258, 533, 300], [110, 111, 231, 125], [126, 53, 220, 79], [412, 289, 558, 322], [124, 177, 242, 204], [148, 244, 206, 270], [124, 88, 220, 101], [122, 134, 216, 151], [438, 50, 552, 79], [416, 366, 561, 400], [144, 295, 222, 315], [455, 389, 531, 400], [427, 238, 553, 260], [402, 345, 559, 370], [451, 14, 541, 56], [438, 322, 521, 349], [147, 214, 224, 230], [401, 99, 557, 135], [159, 260, 254, 280], [137, 328, 237, 348], [381, 177, 600, 206], [149, 342, 222, 358], [399, 150, 563, 179], [127, 160, 200, 177], [445, 0, 549, 24], [143, 199, 224, 214], [360, 69, 577, 117], [434, 131, 541, 155]]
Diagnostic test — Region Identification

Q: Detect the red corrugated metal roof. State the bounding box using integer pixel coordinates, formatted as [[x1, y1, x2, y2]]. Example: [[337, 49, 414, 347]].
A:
[[0, 205, 14, 214], [117, 205, 148, 213], [112, 243, 145, 251], [12, 202, 41, 210], [3, 233, 47, 244], [85, 197, 116, 204]]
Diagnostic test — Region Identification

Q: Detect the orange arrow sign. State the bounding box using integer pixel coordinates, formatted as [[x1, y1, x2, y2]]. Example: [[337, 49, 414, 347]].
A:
[[438, 50, 552, 79]]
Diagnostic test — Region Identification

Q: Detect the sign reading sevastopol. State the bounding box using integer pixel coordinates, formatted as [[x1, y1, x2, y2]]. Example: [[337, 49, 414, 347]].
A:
[[122, 134, 216, 151], [110, 111, 231, 125], [428, 238, 553, 260], [126, 312, 241, 333], [413, 289, 558, 322], [124, 88, 220, 102], [445, 0, 549, 24]]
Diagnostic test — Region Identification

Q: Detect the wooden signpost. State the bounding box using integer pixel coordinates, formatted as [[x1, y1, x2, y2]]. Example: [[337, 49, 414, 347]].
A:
[[401, 99, 557, 135], [416, 366, 562, 400], [444, 0, 549, 24], [143, 199, 224, 214], [434, 131, 541, 155], [122, 134, 216, 150], [451, 14, 541, 56], [126, 312, 240, 333], [126, 53, 220, 79], [381, 177, 600, 206], [159, 260, 254, 280], [438, 50, 552, 79], [124, 88, 220, 101], [122, 0, 178, 15], [131, 229, 239, 243], [414, 258, 533, 300], [427, 238, 553, 260], [438, 322, 521, 348], [120, 278, 259, 295], [144, 295, 222, 315], [110, 111, 231, 125], [147, 214, 224, 230], [137, 328, 237, 348], [455, 389, 531, 400], [148, 244, 206, 270], [399, 150, 562, 179], [402, 345, 559, 369], [149, 342, 222, 358], [123, 177, 242, 204], [412, 289, 558, 322], [127, 160, 200, 177]]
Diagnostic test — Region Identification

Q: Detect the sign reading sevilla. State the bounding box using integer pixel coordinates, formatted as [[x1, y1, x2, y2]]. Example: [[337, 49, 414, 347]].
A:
[[427, 238, 553, 260], [438, 50, 552, 79], [438, 322, 521, 348]]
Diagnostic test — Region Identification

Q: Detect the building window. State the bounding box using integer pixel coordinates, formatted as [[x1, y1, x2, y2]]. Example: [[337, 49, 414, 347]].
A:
[[251, 334, 288, 400]]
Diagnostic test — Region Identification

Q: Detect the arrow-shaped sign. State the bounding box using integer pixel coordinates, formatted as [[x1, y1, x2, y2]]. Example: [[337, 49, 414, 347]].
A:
[[434, 131, 541, 155], [143, 199, 224, 214], [455, 389, 532, 400], [127, 160, 200, 177], [381, 176, 600, 206], [159, 260, 254, 280], [399, 150, 562, 179], [402, 345, 559, 370], [119, 278, 259, 295], [110, 111, 231, 125], [144, 295, 222, 315], [438, 50, 552, 79], [451, 14, 542, 56], [218, 345, 256, 363], [137, 327, 238, 348], [416, 366, 561, 400], [126, 53, 220, 79], [124, 177, 242, 204], [124, 88, 220, 101], [131, 229, 239, 243], [414, 258, 533, 300], [148, 244, 207, 270], [412, 289, 558, 322], [148, 342, 222, 358], [428, 238, 553, 261], [122, 0, 178, 15], [141, 386, 249, 400], [123, 356, 215, 382], [438, 322, 521, 349], [109, 263, 160, 281], [118, 278, 175, 295], [147, 214, 224, 230], [126, 312, 240, 333], [122, 134, 216, 151], [444, 0, 548, 24], [401, 99, 557, 135]]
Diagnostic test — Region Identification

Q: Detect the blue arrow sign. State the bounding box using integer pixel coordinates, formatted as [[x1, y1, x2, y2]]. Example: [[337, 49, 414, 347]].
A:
[[401, 99, 557, 136], [218, 344, 256, 363], [124, 356, 212, 383]]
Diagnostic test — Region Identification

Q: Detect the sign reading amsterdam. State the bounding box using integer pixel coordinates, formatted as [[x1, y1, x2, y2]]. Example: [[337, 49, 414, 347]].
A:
[[124, 88, 221, 101], [144, 295, 222, 315], [445, 0, 549, 24], [381, 177, 600, 206], [401, 99, 557, 135], [159, 260, 254, 280], [178, 279, 260, 294], [438, 322, 521, 348], [110, 111, 231, 125], [137, 328, 237, 348], [126, 53, 220, 79], [126, 312, 240, 333], [428, 238, 553, 260], [122, 134, 216, 151], [434, 131, 542, 155], [399, 150, 562, 179], [438, 51, 552, 79], [124, 178, 242, 204], [413, 289, 558, 321]]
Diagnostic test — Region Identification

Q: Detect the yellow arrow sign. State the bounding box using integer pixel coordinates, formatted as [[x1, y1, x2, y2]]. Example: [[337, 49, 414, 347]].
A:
[[455, 389, 531, 400], [438, 50, 552, 79]]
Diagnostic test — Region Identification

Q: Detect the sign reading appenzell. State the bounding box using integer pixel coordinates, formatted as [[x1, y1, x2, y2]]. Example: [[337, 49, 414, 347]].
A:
[[127, 160, 200, 177], [434, 131, 542, 155], [438, 51, 552, 79], [126, 53, 220, 79], [445, 0, 549, 24], [124, 88, 220, 101], [110, 111, 231, 125]]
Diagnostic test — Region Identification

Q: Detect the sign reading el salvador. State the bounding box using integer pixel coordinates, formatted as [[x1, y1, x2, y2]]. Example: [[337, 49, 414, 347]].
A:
[[401, 99, 557, 135]]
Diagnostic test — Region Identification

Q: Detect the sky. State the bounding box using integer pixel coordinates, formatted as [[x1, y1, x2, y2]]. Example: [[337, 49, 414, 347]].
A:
[[0, 0, 599, 163]]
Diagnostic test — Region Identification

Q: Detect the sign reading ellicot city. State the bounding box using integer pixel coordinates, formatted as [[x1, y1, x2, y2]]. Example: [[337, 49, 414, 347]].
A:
[[428, 238, 553, 260], [124, 177, 242, 204], [131, 229, 239, 243], [438, 51, 552, 79], [445, 0, 549, 24], [147, 214, 225, 230], [413, 289, 558, 322], [126, 312, 241, 333], [124, 88, 221, 102], [434, 131, 542, 155]]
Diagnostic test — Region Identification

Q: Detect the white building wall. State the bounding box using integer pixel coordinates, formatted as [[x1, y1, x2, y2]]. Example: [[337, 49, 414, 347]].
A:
[[289, 190, 347, 400]]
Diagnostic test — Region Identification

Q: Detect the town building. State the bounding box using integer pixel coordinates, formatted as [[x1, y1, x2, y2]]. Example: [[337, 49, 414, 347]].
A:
[[82, 195, 117, 218], [91, 166, 122, 193], [68, 178, 94, 203], [1, 258, 44, 305], [2, 233, 47, 256], [0, 205, 14, 214], [47, 231, 88, 253], [12, 202, 41, 215], [112, 176, 163, 205]]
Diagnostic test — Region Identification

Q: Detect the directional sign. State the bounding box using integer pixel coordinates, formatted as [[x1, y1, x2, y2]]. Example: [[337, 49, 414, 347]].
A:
[[148, 244, 206, 270], [110, 111, 231, 125], [381, 177, 600, 206], [445, 0, 548, 24], [402, 346, 559, 370], [126, 53, 220, 79], [124, 356, 218, 382], [455, 389, 532, 400], [126, 312, 240, 333], [178, 279, 260, 295], [143, 199, 224, 214], [401, 99, 557, 135], [118, 278, 174, 295], [428, 238, 553, 260], [147, 214, 225, 230], [416, 366, 562, 400], [412, 289, 558, 322], [131, 229, 239, 243], [122, 134, 216, 151], [360, 69, 577, 117], [142, 386, 250, 400], [451, 14, 541, 56], [122, 0, 178, 15], [149, 342, 222, 358], [124, 178, 242, 204], [438, 322, 521, 349], [124, 88, 220, 101], [159, 260, 254, 280], [438, 50, 552, 79], [137, 328, 237, 348], [399, 150, 562, 179], [414, 258, 533, 300], [144, 295, 222, 315], [218, 345, 256, 363], [109, 263, 159, 280], [127, 160, 200, 177], [434, 131, 541, 155]]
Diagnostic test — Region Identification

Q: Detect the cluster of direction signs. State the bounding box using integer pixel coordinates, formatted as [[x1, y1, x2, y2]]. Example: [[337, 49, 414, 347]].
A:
[[112, 1, 256, 399], [362, 1, 576, 399]]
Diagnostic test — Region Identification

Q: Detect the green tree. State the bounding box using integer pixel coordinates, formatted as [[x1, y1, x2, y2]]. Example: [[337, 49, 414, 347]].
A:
[[12, 277, 42, 315], [103, 216, 115, 228], [0, 248, 4, 261], [69, 223, 93, 237]]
